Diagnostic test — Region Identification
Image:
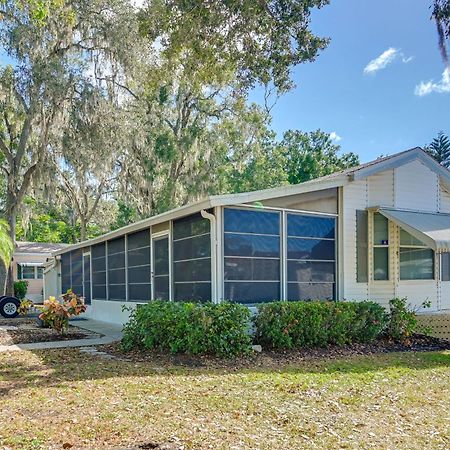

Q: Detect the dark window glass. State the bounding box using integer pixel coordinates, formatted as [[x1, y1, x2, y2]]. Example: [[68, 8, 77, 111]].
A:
[[225, 282, 280, 304], [128, 283, 151, 301], [173, 234, 211, 261], [108, 284, 126, 301], [108, 252, 125, 270], [72, 273, 82, 286], [224, 208, 280, 235], [128, 265, 151, 284], [287, 261, 335, 283], [71, 285, 83, 297], [84, 283, 91, 302], [287, 214, 335, 239], [91, 256, 106, 271], [154, 276, 170, 300], [92, 285, 106, 300], [287, 283, 334, 301], [128, 247, 151, 267], [224, 258, 280, 281], [356, 210, 368, 282], [400, 248, 434, 280], [287, 238, 335, 260], [173, 213, 210, 240], [174, 282, 211, 302], [61, 253, 71, 293], [442, 253, 450, 282], [154, 238, 169, 275], [127, 229, 150, 250], [92, 271, 106, 285], [108, 237, 125, 255], [224, 234, 280, 258], [174, 259, 211, 282], [71, 250, 83, 280], [373, 247, 389, 280], [108, 268, 125, 284], [92, 243, 106, 259]]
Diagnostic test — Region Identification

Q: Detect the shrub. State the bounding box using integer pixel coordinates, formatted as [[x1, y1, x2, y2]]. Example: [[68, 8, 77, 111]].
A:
[[254, 301, 388, 349], [37, 290, 87, 334], [14, 280, 28, 300], [18, 299, 34, 315], [122, 301, 252, 357], [385, 298, 429, 343]]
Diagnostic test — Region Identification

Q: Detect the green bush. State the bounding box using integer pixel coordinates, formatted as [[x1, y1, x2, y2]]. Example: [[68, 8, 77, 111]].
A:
[[254, 301, 388, 349], [14, 280, 28, 300], [385, 298, 427, 342], [122, 301, 252, 357]]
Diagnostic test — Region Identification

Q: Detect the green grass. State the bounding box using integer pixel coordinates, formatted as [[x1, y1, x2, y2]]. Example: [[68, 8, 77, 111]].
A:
[[0, 349, 449, 449]]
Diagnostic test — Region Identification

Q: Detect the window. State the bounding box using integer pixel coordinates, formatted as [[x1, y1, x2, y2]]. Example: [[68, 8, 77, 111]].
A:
[[127, 229, 151, 302], [442, 253, 450, 281], [173, 213, 211, 302], [92, 243, 106, 300], [286, 213, 335, 301], [399, 229, 434, 280], [70, 250, 83, 296], [19, 265, 37, 280], [107, 237, 126, 301], [373, 213, 389, 280], [37, 267, 44, 279], [224, 208, 280, 304]]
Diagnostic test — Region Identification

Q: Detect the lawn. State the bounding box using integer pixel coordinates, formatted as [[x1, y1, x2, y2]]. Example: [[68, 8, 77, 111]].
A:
[[0, 348, 449, 450]]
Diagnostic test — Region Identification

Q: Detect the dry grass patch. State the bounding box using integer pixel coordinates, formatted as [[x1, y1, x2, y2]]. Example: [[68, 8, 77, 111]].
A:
[[0, 348, 449, 449]]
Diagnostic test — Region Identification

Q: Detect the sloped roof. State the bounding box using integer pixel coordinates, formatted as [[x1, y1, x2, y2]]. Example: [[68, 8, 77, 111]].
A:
[[52, 147, 450, 256], [15, 242, 69, 254]]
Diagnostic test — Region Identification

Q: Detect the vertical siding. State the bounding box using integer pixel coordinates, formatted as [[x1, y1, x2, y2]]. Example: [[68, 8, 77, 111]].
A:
[[438, 183, 450, 213], [368, 169, 394, 207], [394, 160, 439, 211], [341, 180, 369, 300]]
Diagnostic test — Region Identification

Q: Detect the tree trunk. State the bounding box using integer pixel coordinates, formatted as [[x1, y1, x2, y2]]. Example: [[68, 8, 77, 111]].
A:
[[79, 218, 87, 242], [5, 196, 17, 296]]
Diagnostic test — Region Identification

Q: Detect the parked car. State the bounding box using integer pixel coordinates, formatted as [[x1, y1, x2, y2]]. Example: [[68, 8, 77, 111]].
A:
[[0, 295, 20, 318]]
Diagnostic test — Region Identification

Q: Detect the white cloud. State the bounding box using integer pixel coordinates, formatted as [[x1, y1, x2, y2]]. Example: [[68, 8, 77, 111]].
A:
[[330, 132, 342, 143], [414, 67, 450, 96], [364, 47, 413, 74]]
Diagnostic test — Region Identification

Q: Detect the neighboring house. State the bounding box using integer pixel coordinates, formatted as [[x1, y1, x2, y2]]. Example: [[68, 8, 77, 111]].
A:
[[13, 242, 68, 301], [45, 147, 450, 325]]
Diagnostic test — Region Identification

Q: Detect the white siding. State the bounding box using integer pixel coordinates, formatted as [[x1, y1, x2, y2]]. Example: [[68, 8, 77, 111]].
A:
[[341, 180, 369, 301], [368, 169, 394, 207], [394, 160, 439, 211], [439, 184, 450, 213]]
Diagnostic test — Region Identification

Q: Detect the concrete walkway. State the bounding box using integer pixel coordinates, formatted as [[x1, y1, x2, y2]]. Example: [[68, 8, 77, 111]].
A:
[[0, 318, 123, 353]]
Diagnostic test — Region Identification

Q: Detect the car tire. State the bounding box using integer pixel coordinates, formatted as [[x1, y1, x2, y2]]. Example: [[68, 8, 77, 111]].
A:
[[0, 296, 20, 318]]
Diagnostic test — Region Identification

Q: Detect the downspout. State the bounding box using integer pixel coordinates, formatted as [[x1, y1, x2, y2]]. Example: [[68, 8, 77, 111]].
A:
[[201, 209, 217, 303]]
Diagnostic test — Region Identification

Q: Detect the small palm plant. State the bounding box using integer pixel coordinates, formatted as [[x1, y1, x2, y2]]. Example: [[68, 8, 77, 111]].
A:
[[0, 219, 14, 269]]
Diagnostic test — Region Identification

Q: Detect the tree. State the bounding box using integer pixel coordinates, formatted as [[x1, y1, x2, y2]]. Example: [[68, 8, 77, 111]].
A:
[[0, 219, 13, 269], [432, 1, 450, 63], [0, 0, 136, 292], [278, 130, 359, 185], [426, 131, 450, 167]]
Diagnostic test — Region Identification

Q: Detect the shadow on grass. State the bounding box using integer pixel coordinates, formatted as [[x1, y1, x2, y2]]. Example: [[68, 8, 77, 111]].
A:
[[0, 345, 449, 397]]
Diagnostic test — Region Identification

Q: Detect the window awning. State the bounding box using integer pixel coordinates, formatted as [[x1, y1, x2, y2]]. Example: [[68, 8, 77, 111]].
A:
[[18, 262, 43, 267], [378, 208, 450, 253]]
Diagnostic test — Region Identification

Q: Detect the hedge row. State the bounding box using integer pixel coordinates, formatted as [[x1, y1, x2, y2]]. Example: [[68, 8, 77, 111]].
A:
[[121, 299, 406, 357], [122, 301, 252, 357]]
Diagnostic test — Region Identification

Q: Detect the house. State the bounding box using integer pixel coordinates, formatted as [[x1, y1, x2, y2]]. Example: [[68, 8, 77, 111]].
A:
[[12, 242, 68, 301], [44, 147, 450, 325]]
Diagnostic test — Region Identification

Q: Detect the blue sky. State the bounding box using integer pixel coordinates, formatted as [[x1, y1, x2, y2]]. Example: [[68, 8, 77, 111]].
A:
[[252, 0, 449, 162]]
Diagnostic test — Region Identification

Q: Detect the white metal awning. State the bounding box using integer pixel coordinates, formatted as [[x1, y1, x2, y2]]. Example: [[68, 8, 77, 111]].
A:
[[18, 262, 43, 267], [378, 208, 450, 253]]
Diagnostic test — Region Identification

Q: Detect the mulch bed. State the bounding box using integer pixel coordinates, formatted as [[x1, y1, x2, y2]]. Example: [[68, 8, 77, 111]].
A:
[[0, 317, 101, 345], [100, 334, 450, 369]]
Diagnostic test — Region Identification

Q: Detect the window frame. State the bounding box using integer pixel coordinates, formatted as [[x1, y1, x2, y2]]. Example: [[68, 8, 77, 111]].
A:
[[222, 205, 338, 304], [18, 264, 41, 280], [399, 229, 435, 281], [371, 212, 390, 282]]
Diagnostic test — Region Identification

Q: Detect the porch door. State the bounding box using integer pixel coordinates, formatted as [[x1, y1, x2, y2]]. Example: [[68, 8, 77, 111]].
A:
[[82, 252, 91, 304], [152, 234, 170, 300]]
